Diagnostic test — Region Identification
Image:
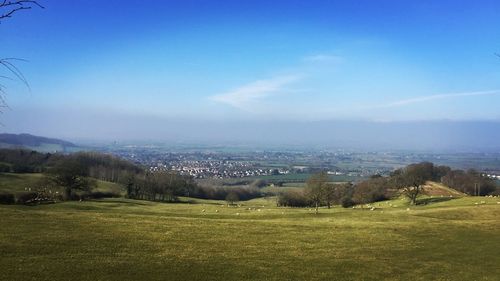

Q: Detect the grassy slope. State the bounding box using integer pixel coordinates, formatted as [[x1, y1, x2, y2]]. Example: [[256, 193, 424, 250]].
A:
[[422, 181, 467, 197], [0, 173, 123, 195], [0, 173, 43, 193], [1, 196, 499, 281]]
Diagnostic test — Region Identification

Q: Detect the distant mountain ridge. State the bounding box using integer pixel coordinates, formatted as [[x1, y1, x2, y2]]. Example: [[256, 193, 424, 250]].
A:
[[0, 133, 77, 152]]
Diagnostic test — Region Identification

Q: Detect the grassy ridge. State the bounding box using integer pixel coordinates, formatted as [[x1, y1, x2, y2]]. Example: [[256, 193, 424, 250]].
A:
[[1, 196, 499, 281], [0, 173, 43, 193], [0, 173, 124, 195]]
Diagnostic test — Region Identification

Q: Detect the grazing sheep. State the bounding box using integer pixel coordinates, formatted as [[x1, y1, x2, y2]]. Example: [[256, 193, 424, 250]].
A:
[[257, 209, 261, 212], [201, 209, 206, 213], [370, 207, 375, 211], [215, 210, 219, 213], [236, 213, 240, 216], [406, 208, 410, 211]]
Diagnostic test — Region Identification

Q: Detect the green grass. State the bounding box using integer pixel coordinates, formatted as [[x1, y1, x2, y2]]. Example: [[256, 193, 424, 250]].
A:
[[0, 173, 124, 195], [0, 173, 43, 193], [1, 195, 499, 280]]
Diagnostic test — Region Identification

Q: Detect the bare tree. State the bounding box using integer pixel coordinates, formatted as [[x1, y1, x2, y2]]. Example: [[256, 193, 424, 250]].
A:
[[0, 1, 43, 112], [0, 1, 43, 21], [322, 183, 337, 209], [305, 171, 329, 214], [391, 163, 431, 205]]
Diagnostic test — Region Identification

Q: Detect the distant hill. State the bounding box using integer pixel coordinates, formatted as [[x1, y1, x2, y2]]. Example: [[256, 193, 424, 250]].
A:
[[0, 133, 78, 152]]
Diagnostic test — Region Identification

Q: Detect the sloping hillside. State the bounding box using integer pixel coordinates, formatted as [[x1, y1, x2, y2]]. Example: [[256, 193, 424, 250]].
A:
[[0, 172, 124, 195], [422, 181, 467, 197], [0, 133, 77, 152]]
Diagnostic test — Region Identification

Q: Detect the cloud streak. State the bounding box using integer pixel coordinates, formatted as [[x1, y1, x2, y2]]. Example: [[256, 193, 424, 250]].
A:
[[378, 90, 500, 108], [210, 75, 302, 110], [302, 54, 342, 63]]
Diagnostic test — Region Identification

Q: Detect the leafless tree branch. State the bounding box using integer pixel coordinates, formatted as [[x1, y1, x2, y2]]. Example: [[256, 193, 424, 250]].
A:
[[0, 1, 42, 115], [0, 1, 44, 21]]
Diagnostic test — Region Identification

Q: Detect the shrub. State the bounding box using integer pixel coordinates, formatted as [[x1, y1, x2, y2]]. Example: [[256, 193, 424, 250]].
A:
[[225, 191, 239, 205], [352, 177, 391, 205], [11, 164, 36, 173], [250, 179, 268, 189], [84, 191, 120, 199], [277, 190, 310, 207], [0, 192, 15, 204], [341, 196, 355, 208], [0, 163, 11, 172], [16, 192, 38, 204], [191, 185, 262, 201]]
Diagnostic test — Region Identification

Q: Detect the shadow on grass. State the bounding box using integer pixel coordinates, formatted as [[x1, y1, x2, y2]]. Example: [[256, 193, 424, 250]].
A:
[[417, 197, 456, 205]]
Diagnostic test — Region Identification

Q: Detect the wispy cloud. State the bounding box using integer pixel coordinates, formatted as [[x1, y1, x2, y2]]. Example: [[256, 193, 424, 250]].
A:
[[210, 75, 302, 110], [377, 90, 500, 108], [302, 54, 342, 63]]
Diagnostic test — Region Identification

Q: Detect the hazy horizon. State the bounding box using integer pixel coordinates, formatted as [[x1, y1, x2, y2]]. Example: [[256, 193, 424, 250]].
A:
[[4, 107, 500, 152]]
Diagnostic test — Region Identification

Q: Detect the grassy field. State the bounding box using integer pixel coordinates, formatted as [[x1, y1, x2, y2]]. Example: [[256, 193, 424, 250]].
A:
[[0, 173, 124, 195], [0, 173, 43, 193], [1, 194, 499, 281]]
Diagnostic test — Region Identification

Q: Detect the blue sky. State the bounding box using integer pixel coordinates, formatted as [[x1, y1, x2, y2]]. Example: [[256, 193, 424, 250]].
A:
[[1, 0, 500, 146]]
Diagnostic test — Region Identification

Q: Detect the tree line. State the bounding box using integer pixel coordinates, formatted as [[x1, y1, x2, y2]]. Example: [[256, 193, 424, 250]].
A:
[[278, 162, 499, 210], [0, 148, 264, 204]]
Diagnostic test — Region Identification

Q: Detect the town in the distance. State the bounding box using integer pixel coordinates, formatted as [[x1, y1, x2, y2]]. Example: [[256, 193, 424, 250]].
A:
[[3, 133, 500, 185]]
